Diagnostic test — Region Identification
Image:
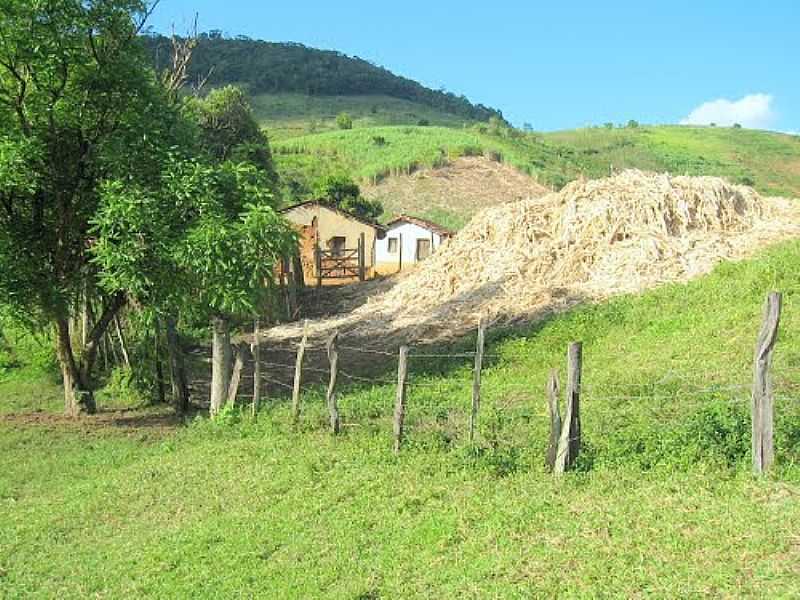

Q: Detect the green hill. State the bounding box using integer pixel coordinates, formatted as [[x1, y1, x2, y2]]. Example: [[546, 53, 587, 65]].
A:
[[273, 124, 800, 220], [142, 33, 502, 129], [249, 93, 479, 139], [4, 239, 800, 596]]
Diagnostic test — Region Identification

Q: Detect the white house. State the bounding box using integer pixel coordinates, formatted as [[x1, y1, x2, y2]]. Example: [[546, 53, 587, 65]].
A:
[[375, 215, 453, 273]]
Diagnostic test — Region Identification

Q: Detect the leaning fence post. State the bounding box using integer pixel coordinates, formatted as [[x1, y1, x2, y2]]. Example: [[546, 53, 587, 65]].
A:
[[554, 342, 582, 475], [469, 317, 487, 444], [394, 345, 409, 453], [291, 320, 309, 425], [227, 342, 250, 408], [545, 369, 561, 471], [326, 331, 340, 434], [752, 292, 781, 475]]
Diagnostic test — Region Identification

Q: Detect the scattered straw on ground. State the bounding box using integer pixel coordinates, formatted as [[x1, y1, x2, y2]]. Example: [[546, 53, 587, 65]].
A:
[[267, 170, 800, 345]]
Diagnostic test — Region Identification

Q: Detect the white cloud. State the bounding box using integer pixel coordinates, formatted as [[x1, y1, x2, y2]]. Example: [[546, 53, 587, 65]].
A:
[[680, 93, 776, 128]]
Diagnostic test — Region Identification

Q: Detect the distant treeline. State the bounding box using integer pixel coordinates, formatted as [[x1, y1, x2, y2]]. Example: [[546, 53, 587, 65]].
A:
[[142, 32, 504, 122]]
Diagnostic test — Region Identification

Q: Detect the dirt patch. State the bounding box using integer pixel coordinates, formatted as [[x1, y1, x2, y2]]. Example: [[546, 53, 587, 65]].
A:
[[0, 406, 190, 437], [363, 156, 549, 225]]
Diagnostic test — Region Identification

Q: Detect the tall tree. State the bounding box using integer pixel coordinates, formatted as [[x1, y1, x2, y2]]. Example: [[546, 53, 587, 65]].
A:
[[0, 0, 186, 415], [93, 158, 296, 415]]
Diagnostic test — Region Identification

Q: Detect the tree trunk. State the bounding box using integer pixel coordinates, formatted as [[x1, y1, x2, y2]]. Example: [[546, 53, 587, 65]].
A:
[[210, 315, 232, 416], [153, 318, 167, 405], [55, 317, 95, 416], [165, 315, 190, 413], [114, 314, 130, 367]]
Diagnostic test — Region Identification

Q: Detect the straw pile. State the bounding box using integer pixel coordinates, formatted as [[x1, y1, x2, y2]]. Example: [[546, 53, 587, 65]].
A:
[[264, 170, 800, 345], [346, 170, 800, 340]]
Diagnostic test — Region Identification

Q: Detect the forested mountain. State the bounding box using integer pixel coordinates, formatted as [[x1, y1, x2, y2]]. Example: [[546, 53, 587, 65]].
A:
[[142, 33, 502, 122]]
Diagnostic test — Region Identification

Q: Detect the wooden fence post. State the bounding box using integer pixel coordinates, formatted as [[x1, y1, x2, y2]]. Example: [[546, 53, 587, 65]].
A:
[[326, 331, 340, 434], [394, 345, 409, 453], [398, 233, 403, 272], [315, 243, 322, 288], [469, 317, 486, 444], [545, 369, 561, 471], [752, 292, 781, 475], [286, 259, 298, 319], [252, 318, 261, 417], [226, 342, 250, 408], [554, 342, 582, 475], [291, 320, 309, 425], [358, 232, 366, 281]]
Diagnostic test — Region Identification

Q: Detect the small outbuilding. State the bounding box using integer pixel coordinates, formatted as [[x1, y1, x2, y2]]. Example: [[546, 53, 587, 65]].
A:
[[280, 200, 385, 284], [375, 215, 453, 274]]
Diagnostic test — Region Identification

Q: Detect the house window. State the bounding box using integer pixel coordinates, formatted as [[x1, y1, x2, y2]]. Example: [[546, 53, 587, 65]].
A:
[[416, 239, 432, 261], [328, 236, 346, 257], [387, 237, 399, 253]]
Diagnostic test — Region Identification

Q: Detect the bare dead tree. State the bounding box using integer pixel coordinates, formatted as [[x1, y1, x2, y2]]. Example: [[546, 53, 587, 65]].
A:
[[161, 13, 213, 99]]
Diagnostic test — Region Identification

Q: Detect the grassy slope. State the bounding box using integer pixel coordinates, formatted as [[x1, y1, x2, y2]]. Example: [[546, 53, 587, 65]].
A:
[[546, 126, 800, 197], [272, 124, 800, 219], [254, 93, 477, 140], [4, 240, 800, 596]]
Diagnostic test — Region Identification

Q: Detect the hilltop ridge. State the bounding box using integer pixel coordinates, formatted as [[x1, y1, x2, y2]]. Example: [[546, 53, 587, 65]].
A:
[[142, 33, 502, 123]]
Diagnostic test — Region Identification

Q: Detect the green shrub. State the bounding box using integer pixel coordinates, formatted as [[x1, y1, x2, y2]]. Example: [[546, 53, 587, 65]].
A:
[[99, 367, 146, 407], [336, 112, 353, 130]]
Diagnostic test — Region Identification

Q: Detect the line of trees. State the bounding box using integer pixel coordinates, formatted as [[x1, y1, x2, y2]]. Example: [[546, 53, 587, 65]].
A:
[[0, 1, 295, 416], [142, 33, 504, 123]]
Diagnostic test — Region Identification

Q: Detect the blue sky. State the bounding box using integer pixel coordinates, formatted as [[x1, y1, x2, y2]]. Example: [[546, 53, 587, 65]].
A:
[[147, 1, 799, 132]]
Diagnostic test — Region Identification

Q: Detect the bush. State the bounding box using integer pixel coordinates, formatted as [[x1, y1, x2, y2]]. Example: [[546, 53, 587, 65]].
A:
[[732, 123, 742, 129], [336, 112, 353, 130], [627, 119, 639, 129], [99, 367, 146, 407], [417, 118, 430, 127]]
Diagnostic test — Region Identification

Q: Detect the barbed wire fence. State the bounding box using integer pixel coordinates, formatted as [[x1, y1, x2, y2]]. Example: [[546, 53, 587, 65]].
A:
[[227, 292, 796, 476]]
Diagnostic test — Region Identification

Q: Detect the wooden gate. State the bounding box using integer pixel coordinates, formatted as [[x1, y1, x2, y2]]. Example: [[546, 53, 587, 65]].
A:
[[314, 233, 366, 285]]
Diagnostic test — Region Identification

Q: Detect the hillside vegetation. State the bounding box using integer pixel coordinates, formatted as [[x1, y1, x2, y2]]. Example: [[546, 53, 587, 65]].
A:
[[249, 93, 478, 139], [271, 123, 800, 229], [4, 239, 800, 596], [143, 34, 501, 122], [274, 124, 800, 205]]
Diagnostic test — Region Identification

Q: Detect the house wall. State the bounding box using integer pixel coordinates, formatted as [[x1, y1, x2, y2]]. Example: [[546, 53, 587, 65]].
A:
[[375, 222, 445, 273], [283, 204, 379, 281]]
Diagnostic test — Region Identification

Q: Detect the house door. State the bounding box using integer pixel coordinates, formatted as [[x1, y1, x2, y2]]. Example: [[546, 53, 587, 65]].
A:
[[416, 238, 432, 261], [328, 236, 347, 257]]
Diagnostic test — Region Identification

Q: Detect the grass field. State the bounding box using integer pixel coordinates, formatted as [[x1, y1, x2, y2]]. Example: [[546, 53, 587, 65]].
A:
[[254, 93, 477, 140], [271, 122, 800, 221], [3, 240, 800, 597]]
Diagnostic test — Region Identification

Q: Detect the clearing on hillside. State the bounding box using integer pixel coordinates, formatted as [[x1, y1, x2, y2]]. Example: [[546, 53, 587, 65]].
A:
[[265, 170, 800, 346], [362, 156, 549, 229]]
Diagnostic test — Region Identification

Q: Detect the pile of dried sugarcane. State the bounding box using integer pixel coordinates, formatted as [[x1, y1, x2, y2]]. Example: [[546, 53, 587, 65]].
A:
[[349, 170, 800, 339]]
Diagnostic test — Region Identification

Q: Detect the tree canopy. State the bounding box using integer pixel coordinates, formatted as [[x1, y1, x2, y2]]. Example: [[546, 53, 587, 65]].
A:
[[0, 1, 295, 415], [142, 33, 504, 123], [313, 173, 383, 222]]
